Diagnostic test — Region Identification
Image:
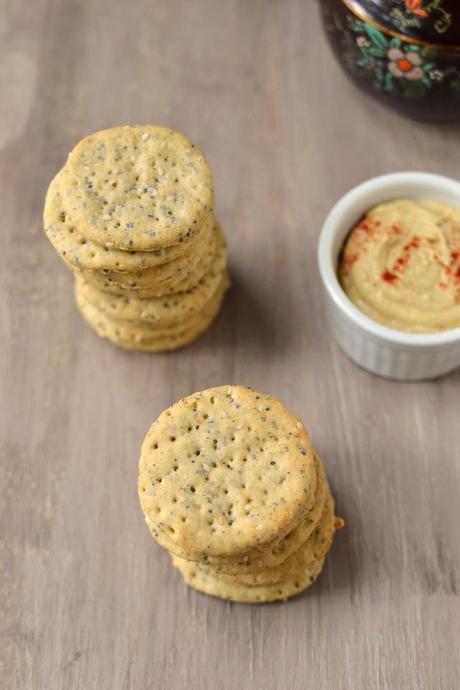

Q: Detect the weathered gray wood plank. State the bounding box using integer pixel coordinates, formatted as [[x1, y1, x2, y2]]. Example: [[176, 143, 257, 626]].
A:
[[1, 1, 459, 688]]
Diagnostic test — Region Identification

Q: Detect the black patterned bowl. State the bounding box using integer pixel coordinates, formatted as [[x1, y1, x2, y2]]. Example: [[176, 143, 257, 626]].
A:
[[319, 0, 460, 121]]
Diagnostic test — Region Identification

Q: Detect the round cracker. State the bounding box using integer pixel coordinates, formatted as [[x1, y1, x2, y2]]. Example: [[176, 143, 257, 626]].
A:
[[150, 451, 328, 573], [139, 386, 317, 560], [75, 223, 227, 325], [173, 554, 325, 603], [44, 171, 209, 272], [93, 215, 215, 286], [204, 491, 337, 586], [75, 274, 229, 352], [71, 221, 218, 298], [60, 125, 214, 251]]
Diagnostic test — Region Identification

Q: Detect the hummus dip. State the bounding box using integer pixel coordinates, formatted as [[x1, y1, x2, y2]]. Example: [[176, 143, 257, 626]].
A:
[[338, 199, 460, 333]]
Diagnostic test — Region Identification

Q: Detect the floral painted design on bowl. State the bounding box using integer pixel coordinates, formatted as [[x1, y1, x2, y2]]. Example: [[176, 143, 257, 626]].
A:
[[319, 0, 460, 121]]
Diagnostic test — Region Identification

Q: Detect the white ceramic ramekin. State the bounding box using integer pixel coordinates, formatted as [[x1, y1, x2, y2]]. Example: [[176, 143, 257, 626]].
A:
[[318, 172, 460, 380]]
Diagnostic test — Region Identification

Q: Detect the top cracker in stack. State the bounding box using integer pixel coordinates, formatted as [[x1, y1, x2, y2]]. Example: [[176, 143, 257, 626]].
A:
[[44, 125, 229, 351], [138, 386, 343, 603]]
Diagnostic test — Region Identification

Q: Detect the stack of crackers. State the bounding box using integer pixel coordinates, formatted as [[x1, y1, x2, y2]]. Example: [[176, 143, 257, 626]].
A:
[[138, 386, 343, 603], [44, 125, 229, 352]]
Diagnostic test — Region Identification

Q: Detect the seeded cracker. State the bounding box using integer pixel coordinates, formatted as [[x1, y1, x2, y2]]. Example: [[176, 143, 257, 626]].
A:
[[138, 386, 317, 560], [44, 125, 229, 353], [44, 171, 205, 273], [79, 217, 215, 289], [192, 454, 330, 573], [149, 451, 328, 572], [75, 224, 227, 325], [191, 492, 339, 587], [172, 555, 326, 604], [75, 276, 229, 352], [60, 125, 214, 251], [74, 220, 218, 298], [139, 387, 344, 602]]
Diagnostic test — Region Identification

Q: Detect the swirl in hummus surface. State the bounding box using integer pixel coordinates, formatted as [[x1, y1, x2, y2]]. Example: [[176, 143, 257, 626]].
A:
[[338, 199, 460, 333]]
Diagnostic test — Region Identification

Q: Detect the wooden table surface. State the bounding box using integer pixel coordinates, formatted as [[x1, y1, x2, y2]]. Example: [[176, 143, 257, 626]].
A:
[[2, 1, 459, 688]]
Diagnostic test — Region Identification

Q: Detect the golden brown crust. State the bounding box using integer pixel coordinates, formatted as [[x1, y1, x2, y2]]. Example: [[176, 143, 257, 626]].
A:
[[139, 386, 317, 559], [60, 125, 214, 251]]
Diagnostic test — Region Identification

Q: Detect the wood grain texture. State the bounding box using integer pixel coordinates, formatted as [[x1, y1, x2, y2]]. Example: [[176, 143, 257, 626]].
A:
[[1, 1, 459, 688]]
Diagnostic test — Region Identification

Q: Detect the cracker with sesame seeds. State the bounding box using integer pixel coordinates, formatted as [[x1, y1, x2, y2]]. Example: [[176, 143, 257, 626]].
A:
[[172, 554, 326, 603], [193, 491, 339, 587], [138, 386, 317, 561], [60, 125, 214, 252], [74, 225, 227, 325], [95, 311, 222, 352], [44, 125, 229, 352], [75, 284, 223, 338], [44, 171, 209, 273], [74, 217, 218, 298], [75, 275, 229, 352], [188, 453, 331, 574], [149, 453, 331, 574]]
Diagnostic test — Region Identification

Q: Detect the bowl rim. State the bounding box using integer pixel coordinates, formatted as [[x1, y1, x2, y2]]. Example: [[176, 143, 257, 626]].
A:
[[340, 0, 460, 52], [317, 171, 460, 348]]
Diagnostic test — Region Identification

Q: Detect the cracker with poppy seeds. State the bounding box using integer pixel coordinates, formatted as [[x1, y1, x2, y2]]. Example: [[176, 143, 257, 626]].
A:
[[92, 311, 222, 352], [150, 450, 329, 573], [75, 274, 229, 352], [75, 281, 225, 337], [172, 554, 326, 604], [74, 219, 218, 298], [138, 386, 317, 561], [60, 125, 214, 252], [87, 217, 215, 287], [44, 171, 208, 273], [74, 224, 227, 326], [189, 491, 340, 587], [195, 453, 331, 574]]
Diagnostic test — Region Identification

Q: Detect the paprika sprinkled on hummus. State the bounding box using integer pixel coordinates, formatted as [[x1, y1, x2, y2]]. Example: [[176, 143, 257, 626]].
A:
[[338, 199, 460, 333]]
